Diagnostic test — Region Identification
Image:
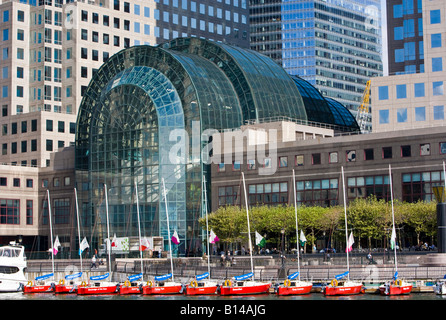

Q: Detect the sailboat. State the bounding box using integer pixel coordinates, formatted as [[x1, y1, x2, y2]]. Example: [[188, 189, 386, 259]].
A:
[[379, 165, 413, 295], [276, 170, 313, 296], [324, 167, 364, 296], [24, 190, 56, 293], [220, 172, 271, 295], [55, 188, 85, 294], [119, 182, 144, 295], [77, 184, 119, 295], [141, 178, 183, 295], [185, 175, 219, 295]]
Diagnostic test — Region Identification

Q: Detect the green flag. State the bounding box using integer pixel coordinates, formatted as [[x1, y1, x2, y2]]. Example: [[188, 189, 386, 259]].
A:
[[255, 231, 266, 248], [390, 226, 396, 250], [299, 230, 307, 246]]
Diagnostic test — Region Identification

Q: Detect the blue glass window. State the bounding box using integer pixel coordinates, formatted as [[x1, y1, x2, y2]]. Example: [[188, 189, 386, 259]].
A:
[[432, 33, 442, 48], [396, 84, 407, 99], [394, 26, 403, 41], [414, 83, 425, 97], [432, 57, 443, 72], [415, 106, 425, 121], [395, 48, 404, 63], [433, 81, 444, 96], [434, 105, 444, 120], [403, 19, 414, 38], [430, 9, 441, 24], [134, 4, 140, 15], [379, 110, 389, 124], [403, 0, 414, 15], [397, 108, 408, 122], [378, 86, 388, 100], [404, 42, 416, 61], [144, 6, 150, 17], [394, 4, 403, 18]]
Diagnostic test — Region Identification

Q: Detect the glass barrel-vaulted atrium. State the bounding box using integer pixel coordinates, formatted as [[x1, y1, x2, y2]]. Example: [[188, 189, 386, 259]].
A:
[[75, 37, 358, 255]]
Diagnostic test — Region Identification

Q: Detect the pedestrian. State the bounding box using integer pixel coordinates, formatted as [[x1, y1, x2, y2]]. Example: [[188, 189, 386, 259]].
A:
[[91, 254, 97, 269]]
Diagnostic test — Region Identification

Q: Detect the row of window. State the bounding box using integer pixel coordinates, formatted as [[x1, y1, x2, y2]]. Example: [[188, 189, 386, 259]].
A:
[[217, 143, 446, 172], [0, 176, 70, 189], [0, 118, 75, 135], [1, 139, 67, 156], [217, 169, 445, 208], [379, 81, 444, 101], [379, 105, 445, 124]]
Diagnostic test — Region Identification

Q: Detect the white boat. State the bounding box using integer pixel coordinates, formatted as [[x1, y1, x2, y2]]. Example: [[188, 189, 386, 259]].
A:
[[0, 242, 27, 292], [434, 276, 446, 295]]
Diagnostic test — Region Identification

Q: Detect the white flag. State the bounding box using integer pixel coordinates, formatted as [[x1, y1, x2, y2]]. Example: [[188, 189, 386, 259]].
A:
[[79, 237, 89, 255], [53, 236, 61, 255], [140, 237, 151, 251], [255, 231, 266, 247], [299, 230, 307, 246], [346, 232, 354, 252], [390, 227, 396, 250], [209, 229, 219, 244]]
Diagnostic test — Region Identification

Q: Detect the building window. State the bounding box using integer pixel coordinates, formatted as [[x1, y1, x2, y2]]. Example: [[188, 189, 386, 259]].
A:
[[26, 200, 33, 225], [13, 178, 20, 187], [378, 86, 388, 100], [54, 198, 70, 224], [347, 175, 390, 201], [346, 150, 356, 162], [329, 152, 338, 163], [312, 153, 321, 165], [247, 159, 255, 170], [249, 182, 287, 206], [382, 147, 392, 159], [432, 33, 442, 48], [379, 110, 389, 124], [397, 108, 408, 123], [420, 143, 430, 156], [415, 106, 426, 121], [414, 83, 425, 97], [402, 171, 444, 202], [396, 84, 407, 99], [440, 142, 446, 155], [432, 57, 443, 72], [232, 160, 240, 171], [433, 81, 444, 96], [218, 186, 239, 206], [0, 199, 20, 224], [279, 156, 287, 168], [296, 178, 338, 207], [401, 145, 411, 157], [295, 155, 304, 166], [434, 105, 444, 120], [364, 148, 374, 160], [430, 9, 441, 24]]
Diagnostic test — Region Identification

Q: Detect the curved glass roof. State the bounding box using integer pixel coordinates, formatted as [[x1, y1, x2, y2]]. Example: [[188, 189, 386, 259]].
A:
[[162, 37, 308, 123], [291, 76, 359, 132]]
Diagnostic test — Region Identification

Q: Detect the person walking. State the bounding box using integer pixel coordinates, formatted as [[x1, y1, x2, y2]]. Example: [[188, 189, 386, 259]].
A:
[[91, 254, 97, 269]]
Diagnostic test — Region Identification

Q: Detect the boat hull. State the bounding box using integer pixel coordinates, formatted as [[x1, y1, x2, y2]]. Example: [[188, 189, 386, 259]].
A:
[[186, 285, 219, 295], [324, 284, 364, 296], [379, 283, 412, 295], [141, 284, 183, 295], [277, 284, 312, 295], [23, 283, 54, 293], [220, 282, 270, 295], [119, 285, 142, 295], [55, 284, 77, 294], [77, 284, 118, 295]]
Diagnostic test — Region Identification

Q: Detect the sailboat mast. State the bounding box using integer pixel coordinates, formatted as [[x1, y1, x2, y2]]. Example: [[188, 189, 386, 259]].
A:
[[203, 175, 211, 276], [104, 184, 112, 276], [74, 188, 83, 275], [162, 178, 175, 281], [389, 164, 397, 272], [47, 189, 55, 276], [241, 172, 254, 279], [292, 170, 301, 280], [135, 182, 144, 282], [341, 166, 350, 280]]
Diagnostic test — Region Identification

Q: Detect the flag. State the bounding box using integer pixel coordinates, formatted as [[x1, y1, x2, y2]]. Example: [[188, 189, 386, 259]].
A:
[[346, 232, 354, 252], [255, 231, 266, 248], [111, 234, 117, 247], [299, 230, 307, 246], [140, 237, 151, 251], [79, 237, 89, 255], [390, 226, 396, 250], [209, 229, 219, 244], [53, 236, 61, 255], [171, 230, 180, 245]]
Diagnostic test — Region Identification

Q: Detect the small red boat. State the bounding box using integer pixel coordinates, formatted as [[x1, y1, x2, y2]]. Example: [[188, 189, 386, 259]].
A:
[[119, 274, 143, 295], [324, 278, 364, 296], [276, 273, 312, 296], [23, 273, 55, 293], [76, 273, 118, 295], [185, 273, 219, 295], [140, 273, 184, 295], [54, 272, 84, 294], [219, 273, 271, 295], [379, 279, 413, 295]]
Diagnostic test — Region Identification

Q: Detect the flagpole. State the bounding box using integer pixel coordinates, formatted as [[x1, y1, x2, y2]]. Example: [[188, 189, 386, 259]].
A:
[[47, 189, 55, 278], [292, 169, 301, 281], [104, 184, 112, 277], [135, 182, 144, 283], [162, 178, 174, 281], [341, 167, 350, 280], [74, 188, 83, 277], [241, 172, 254, 279], [203, 175, 211, 276], [389, 164, 397, 272]]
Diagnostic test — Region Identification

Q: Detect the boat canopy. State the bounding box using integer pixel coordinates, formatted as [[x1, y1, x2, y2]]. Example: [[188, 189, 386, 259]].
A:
[[287, 272, 299, 280], [90, 273, 109, 281], [233, 272, 254, 281], [155, 273, 172, 281], [35, 273, 53, 281], [393, 271, 398, 280], [195, 272, 209, 281], [65, 272, 82, 280], [335, 272, 349, 280]]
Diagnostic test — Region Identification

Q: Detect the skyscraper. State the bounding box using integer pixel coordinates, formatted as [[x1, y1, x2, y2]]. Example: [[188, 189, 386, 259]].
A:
[[250, 0, 383, 131]]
